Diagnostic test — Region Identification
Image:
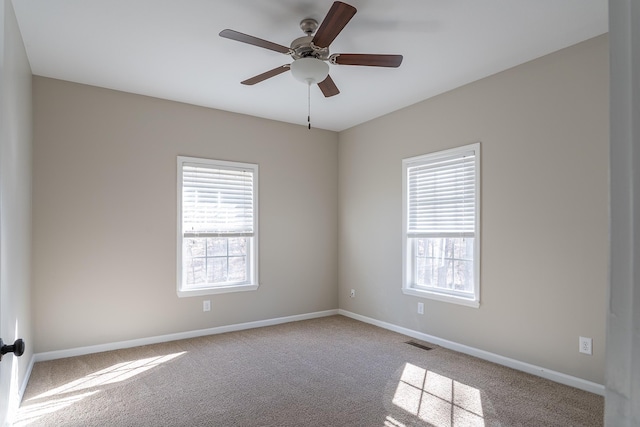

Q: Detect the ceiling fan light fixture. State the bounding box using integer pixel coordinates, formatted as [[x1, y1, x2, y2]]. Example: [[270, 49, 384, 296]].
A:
[[220, 1, 401, 102], [290, 57, 329, 85]]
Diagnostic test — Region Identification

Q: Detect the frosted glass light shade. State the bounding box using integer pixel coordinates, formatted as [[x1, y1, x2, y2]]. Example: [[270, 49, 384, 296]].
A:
[[290, 57, 329, 84]]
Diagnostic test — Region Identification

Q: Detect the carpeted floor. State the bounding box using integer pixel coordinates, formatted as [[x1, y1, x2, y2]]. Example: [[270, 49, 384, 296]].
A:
[[15, 315, 603, 426]]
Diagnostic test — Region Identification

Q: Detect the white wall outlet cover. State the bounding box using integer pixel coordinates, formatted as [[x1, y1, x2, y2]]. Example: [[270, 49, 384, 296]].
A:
[[203, 300, 211, 312], [579, 336, 592, 355]]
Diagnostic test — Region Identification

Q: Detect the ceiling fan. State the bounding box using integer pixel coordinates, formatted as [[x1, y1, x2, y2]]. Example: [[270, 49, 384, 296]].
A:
[[219, 1, 403, 98]]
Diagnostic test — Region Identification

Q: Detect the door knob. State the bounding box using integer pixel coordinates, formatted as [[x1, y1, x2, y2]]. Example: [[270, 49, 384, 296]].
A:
[[0, 338, 25, 361]]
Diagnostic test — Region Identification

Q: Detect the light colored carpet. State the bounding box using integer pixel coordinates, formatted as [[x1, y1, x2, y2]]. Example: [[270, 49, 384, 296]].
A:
[[15, 316, 603, 426]]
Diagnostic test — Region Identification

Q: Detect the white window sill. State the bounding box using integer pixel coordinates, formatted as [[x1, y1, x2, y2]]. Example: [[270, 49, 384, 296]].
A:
[[177, 283, 259, 298], [402, 287, 480, 308]]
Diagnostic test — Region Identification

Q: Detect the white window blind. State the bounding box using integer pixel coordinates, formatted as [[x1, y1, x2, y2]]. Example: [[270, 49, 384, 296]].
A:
[[182, 163, 254, 238], [407, 149, 476, 238]]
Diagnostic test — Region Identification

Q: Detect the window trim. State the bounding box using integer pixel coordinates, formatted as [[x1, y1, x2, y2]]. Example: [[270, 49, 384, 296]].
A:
[[402, 143, 480, 308], [177, 156, 259, 297]]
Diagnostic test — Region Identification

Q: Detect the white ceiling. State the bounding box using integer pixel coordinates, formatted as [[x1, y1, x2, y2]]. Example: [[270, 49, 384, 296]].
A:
[[12, 0, 608, 132]]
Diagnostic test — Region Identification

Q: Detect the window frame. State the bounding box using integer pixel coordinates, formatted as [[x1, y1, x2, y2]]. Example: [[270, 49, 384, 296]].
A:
[[177, 156, 259, 297], [402, 143, 480, 308]]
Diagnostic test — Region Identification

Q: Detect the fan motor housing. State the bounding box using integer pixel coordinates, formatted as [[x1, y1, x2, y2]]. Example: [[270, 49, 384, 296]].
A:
[[291, 25, 329, 61], [290, 36, 330, 61]]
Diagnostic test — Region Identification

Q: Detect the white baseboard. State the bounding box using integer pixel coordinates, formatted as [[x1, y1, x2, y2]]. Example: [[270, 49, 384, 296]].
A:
[[28, 308, 604, 398], [338, 309, 605, 396], [34, 309, 339, 363], [19, 355, 36, 399]]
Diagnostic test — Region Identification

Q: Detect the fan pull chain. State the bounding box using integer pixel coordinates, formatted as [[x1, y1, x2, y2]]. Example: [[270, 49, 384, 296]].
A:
[[307, 82, 311, 130]]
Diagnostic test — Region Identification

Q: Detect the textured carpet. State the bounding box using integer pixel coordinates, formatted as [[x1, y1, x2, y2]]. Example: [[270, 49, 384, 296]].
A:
[[15, 316, 603, 426]]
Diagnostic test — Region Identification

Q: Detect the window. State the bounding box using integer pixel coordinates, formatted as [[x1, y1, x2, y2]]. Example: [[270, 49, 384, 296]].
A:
[[402, 143, 480, 307], [177, 156, 258, 297]]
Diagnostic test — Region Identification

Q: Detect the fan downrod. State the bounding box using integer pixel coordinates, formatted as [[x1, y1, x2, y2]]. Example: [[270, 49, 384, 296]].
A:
[[299, 18, 318, 35]]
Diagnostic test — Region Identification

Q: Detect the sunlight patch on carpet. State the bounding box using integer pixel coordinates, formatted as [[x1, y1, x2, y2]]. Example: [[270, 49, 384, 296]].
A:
[[29, 351, 187, 400], [392, 363, 485, 426], [15, 351, 187, 425], [13, 391, 99, 426], [384, 415, 408, 426]]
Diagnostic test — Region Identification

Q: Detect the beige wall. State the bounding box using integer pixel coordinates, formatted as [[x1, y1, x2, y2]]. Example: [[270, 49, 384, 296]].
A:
[[32, 77, 338, 352], [0, 0, 33, 423], [338, 35, 609, 384]]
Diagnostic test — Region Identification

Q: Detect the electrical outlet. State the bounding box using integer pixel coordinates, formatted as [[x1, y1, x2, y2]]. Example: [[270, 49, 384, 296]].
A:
[[203, 300, 211, 312], [579, 336, 592, 355], [417, 302, 424, 315], [350, 289, 355, 298]]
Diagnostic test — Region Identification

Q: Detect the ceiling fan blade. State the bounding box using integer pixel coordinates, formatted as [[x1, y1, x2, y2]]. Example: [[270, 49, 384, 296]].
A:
[[312, 2, 357, 48], [318, 75, 340, 97], [241, 65, 291, 85], [219, 29, 291, 54], [332, 54, 403, 67]]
